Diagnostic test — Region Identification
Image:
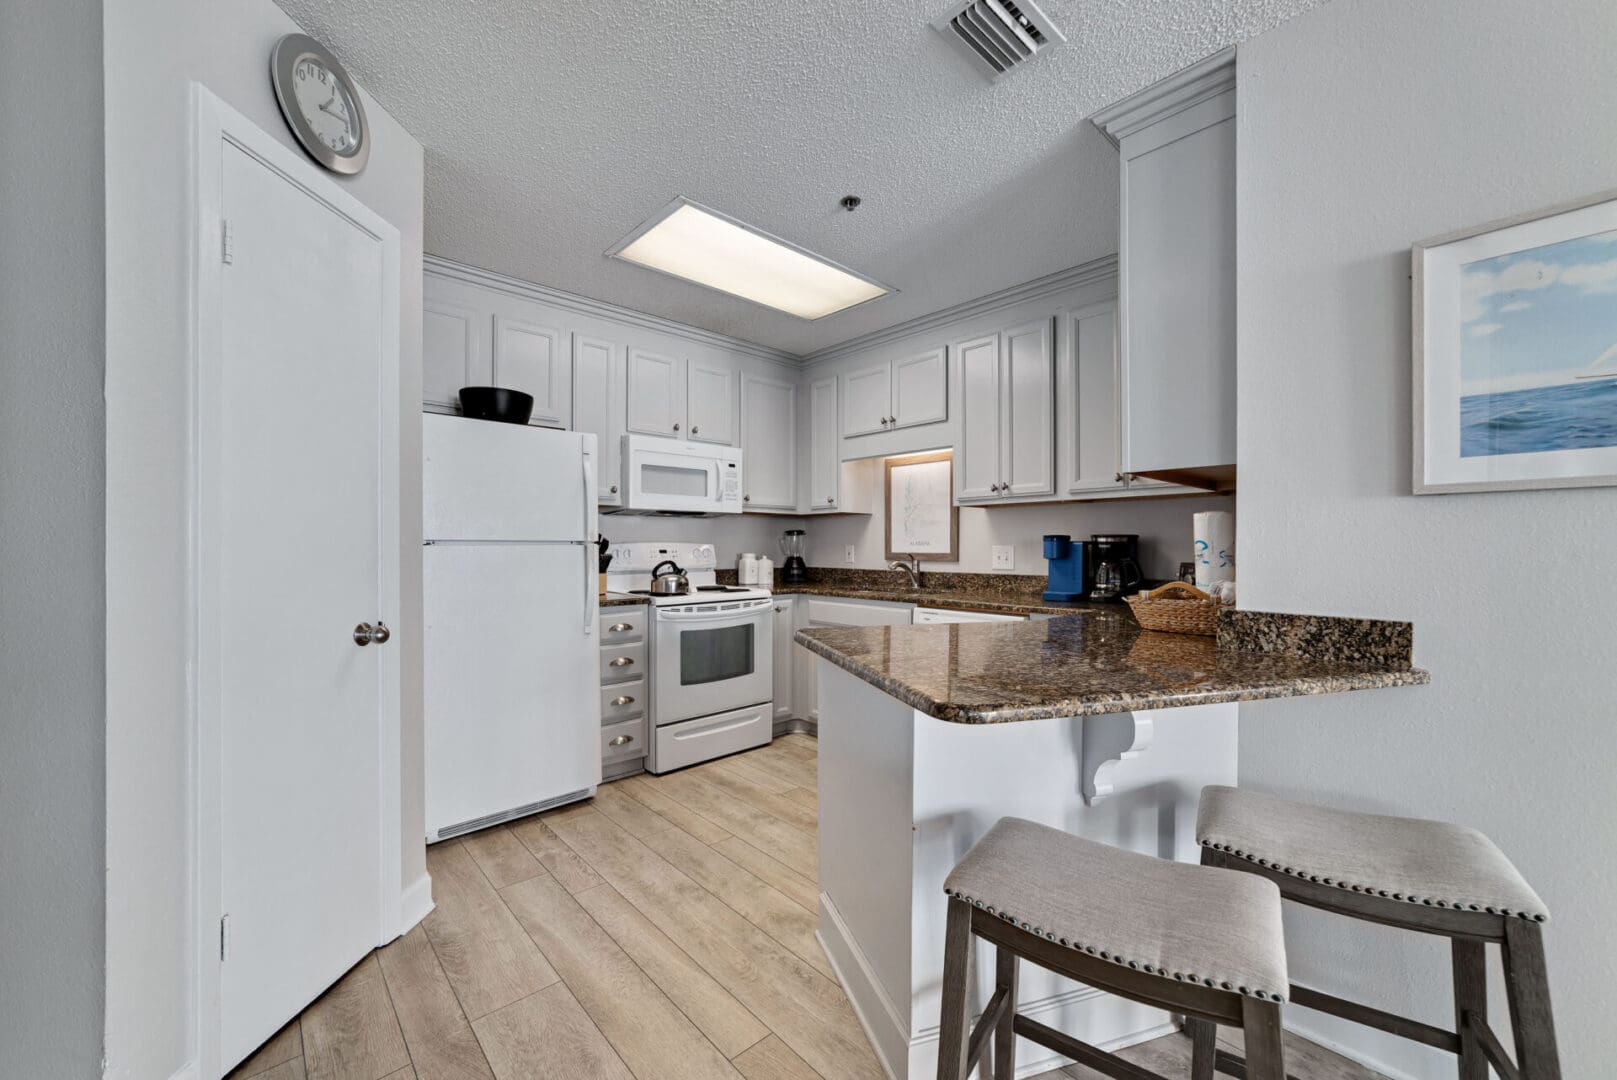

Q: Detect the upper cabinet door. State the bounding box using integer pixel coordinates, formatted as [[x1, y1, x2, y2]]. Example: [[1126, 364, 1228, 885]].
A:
[[955, 333, 1002, 502], [493, 314, 569, 428], [685, 359, 736, 445], [740, 373, 797, 511], [842, 362, 892, 437], [423, 298, 482, 409], [572, 334, 622, 505], [1002, 318, 1055, 498], [891, 347, 947, 429], [809, 376, 840, 511], [1067, 302, 1127, 495], [625, 348, 684, 437]]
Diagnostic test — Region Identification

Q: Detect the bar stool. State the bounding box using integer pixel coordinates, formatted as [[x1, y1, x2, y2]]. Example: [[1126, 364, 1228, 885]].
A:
[[1196, 785, 1561, 1080], [936, 817, 1290, 1080]]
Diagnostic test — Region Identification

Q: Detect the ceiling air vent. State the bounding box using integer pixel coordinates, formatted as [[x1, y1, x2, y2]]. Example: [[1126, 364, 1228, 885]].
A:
[[932, 0, 1066, 78]]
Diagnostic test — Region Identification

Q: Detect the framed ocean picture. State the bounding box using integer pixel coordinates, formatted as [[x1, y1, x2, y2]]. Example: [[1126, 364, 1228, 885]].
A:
[[1414, 188, 1617, 494]]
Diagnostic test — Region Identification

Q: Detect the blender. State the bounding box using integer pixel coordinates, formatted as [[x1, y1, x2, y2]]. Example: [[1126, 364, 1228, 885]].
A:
[[779, 529, 809, 585]]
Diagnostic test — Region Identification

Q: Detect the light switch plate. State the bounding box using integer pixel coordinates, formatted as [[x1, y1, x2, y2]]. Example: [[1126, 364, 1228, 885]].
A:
[[844, 544, 857, 564], [991, 545, 1015, 570]]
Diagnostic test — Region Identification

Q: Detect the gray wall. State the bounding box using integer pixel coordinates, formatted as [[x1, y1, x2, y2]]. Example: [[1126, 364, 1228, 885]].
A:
[[1235, 0, 1617, 1075], [0, 0, 106, 1075], [101, 3, 424, 1076]]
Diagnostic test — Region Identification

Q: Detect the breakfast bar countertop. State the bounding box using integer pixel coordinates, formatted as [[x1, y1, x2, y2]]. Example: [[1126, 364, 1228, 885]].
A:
[[794, 609, 1430, 724]]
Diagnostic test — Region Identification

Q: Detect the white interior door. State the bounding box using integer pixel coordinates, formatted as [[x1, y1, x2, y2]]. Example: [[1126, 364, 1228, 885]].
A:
[[206, 129, 399, 1070]]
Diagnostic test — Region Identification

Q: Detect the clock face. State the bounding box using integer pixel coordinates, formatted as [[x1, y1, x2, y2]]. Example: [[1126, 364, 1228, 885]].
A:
[[290, 55, 362, 158]]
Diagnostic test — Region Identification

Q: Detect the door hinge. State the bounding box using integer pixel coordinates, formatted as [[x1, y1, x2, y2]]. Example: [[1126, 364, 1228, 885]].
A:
[[220, 913, 231, 961], [221, 219, 234, 265]]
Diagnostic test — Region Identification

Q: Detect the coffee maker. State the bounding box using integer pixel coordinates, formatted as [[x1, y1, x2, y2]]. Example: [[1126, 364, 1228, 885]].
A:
[[1087, 534, 1144, 602], [779, 529, 809, 586], [1042, 535, 1090, 602]]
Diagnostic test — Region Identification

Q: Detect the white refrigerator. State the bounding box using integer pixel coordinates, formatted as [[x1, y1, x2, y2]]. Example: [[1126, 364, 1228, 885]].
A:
[[423, 414, 600, 841]]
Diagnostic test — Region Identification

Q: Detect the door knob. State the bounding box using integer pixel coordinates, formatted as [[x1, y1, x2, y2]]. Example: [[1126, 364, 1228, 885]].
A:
[[370, 622, 391, 644], [354, 622, 373, 646]]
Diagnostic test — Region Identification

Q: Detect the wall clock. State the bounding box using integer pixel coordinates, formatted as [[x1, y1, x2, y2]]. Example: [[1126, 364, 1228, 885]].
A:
[[269, 33, 370, 175]]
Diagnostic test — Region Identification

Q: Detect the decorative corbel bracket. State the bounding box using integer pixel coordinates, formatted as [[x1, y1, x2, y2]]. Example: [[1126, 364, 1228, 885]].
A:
[[1082, 711, 1154, 804]]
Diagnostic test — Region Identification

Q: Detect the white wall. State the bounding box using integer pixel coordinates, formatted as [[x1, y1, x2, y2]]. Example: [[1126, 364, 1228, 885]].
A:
[[101, 4, 424, 1078], [0, 1, 105, 1075], [1235, 1, 1617, 1076], [799, 488, 1233, 579]]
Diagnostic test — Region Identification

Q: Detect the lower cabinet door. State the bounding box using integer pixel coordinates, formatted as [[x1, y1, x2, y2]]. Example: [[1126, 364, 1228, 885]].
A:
[[772, 599, 795, 722]]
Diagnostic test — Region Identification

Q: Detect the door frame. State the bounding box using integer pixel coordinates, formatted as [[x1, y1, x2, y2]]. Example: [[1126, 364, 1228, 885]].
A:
[[188, 85, 403, 1079]]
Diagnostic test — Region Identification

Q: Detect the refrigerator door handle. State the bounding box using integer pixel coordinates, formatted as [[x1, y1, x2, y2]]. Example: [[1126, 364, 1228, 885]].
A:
[[583, 452, 596, 637]]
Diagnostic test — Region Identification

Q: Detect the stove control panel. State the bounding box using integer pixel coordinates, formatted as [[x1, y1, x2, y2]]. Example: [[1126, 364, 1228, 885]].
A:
[[607, 541, 717, 572]]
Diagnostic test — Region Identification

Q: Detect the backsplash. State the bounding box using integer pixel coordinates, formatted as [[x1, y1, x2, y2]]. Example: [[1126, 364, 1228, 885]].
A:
[[602, 494, 1235, 582]]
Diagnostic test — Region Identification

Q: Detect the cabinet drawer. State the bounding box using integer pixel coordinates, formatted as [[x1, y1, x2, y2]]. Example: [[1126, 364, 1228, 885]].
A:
[[599, 642, 645, 683], [599, 607, 646, 645], [601, 716, 647, 764], [600, 679, 646, 723]]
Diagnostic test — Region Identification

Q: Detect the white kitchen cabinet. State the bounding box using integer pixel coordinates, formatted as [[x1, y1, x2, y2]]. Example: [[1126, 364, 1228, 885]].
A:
[[843, 362, 891, 437], [493, 314, 570, 428], [956, 319, 1055, 504], [956, 332, 1002, 501], [808, 376, 840, 511], [890, 348, 948, 429], [771, 597, 796, 723], [686, 359, 736, 445], [572, 333, 622, 506], [796, 597, 913, 722], [625, 347, 684, 437], [1095, 49, 1236, 488], [913, 607, 1025, 624], [841, 349, 948, 438], [422, 297, 482, 409], [740, 372, 796, 511], [1062, 301, 1128, 496]]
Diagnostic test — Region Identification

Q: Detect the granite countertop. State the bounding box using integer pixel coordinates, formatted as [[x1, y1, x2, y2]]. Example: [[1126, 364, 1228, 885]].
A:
[[601, 593, 648, 607], [794, 609, 1429, 724], [775, 582, 1116, 617]]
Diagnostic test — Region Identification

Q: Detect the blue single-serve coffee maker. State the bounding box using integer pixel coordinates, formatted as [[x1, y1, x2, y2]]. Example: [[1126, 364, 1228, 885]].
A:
[[1042, 534, 1089, 602]]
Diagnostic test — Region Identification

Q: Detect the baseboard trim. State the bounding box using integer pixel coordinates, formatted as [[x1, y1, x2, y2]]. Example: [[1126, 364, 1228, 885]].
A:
[[400, 871, 434, 933], [773, 717, 818, 737]]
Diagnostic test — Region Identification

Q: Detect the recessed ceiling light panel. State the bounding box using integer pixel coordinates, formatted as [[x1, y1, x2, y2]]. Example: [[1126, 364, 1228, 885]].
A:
[[606, 198, 893, 320]]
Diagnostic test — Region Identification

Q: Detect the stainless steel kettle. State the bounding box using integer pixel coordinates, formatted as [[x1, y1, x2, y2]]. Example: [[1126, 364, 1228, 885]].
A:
[[649, 560, 689, 596]]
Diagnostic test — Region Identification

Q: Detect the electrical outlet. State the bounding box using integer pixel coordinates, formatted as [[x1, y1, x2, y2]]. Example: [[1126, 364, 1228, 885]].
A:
[[844, 544, 857, 564], [991, 545, 1015, 571]]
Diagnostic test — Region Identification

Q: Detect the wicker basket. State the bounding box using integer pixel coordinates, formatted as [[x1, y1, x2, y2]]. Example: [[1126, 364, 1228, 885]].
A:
[[1125, 581, 1221, 636]]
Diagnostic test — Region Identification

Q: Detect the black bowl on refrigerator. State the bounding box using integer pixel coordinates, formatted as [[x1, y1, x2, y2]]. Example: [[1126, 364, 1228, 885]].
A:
[[458, 386, 534, 425]]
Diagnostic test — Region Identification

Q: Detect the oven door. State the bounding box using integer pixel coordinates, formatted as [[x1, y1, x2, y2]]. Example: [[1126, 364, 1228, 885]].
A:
[[653, 600, 773, 726]]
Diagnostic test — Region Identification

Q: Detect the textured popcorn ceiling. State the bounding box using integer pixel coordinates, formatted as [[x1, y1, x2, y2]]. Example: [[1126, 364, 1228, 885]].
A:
[[275, 0, 1328, 354]]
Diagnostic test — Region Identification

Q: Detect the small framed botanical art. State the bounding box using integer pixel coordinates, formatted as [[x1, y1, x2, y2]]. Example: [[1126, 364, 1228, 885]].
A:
[[885, 451, 958, 562], [1413, 187, 1617, 494]]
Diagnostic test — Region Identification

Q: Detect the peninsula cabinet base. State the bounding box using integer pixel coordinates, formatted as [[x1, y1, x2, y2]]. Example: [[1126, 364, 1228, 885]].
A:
[[813, 661, 1238, 1079]]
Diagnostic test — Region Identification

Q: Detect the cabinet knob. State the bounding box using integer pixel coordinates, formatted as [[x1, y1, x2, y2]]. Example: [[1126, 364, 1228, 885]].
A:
[[775, 605, 783, 612], [880, 416, 889, 426], [610, 484, 619, 494], [826, 496, 834, 504], [887, 415, 896, 425], [743, 494, 751, 503], [691, 425, 699, 435], [673, 422, 680, 432]]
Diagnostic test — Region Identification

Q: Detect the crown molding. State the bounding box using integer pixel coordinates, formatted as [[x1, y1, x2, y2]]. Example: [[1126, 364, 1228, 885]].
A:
[[799, 254, 1119, 368], [423, 254, 801, 369], [1091, 46, 1236, 147]]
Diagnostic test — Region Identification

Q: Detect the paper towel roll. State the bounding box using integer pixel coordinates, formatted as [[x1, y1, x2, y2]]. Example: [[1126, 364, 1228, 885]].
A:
[[1194, 511, 1235, 589]]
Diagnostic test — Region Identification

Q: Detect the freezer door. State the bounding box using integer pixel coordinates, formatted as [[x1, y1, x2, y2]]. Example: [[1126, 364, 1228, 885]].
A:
[[424, 413, 596, 542], [424, 542, 600, 838]]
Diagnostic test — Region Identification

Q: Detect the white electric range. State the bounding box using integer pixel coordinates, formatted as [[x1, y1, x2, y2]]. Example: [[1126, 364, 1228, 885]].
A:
[[603, 542, 774, 772]]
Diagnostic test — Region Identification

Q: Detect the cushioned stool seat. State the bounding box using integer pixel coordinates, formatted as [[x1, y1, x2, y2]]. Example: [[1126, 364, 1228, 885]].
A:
[[1197, 785, 1548, 922], [945, 817, 1289, 1001]]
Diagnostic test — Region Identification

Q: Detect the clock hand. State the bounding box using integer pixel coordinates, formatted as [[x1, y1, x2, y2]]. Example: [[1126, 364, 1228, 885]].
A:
[[318, 99, 349, 121]]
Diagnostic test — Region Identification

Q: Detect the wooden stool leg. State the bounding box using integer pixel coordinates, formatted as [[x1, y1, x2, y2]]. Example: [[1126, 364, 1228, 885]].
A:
[[1187, 1017, 1217, 1080], [1502, 919, 1561, 1080], [1240, 998, 1286, 1080], [937, 897, 975, 1080], [992, 946, 1018, 1079], [1451, 937, 1488, 1080]]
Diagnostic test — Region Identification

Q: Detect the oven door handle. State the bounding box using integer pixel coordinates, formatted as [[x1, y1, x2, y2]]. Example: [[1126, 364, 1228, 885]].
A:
[[656, 603, 771, 624]]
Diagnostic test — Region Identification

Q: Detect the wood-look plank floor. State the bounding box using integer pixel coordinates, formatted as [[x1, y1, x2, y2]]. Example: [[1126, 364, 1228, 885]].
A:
[[228, 734, 1384, 1080]]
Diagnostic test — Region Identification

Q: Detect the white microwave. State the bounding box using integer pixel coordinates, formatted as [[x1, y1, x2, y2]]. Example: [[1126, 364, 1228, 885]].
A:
[[617, 435, 744, 515]]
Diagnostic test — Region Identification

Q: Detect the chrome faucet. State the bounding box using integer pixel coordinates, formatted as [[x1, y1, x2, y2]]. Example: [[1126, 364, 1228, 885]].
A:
[[888, 554, 922, 590]]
